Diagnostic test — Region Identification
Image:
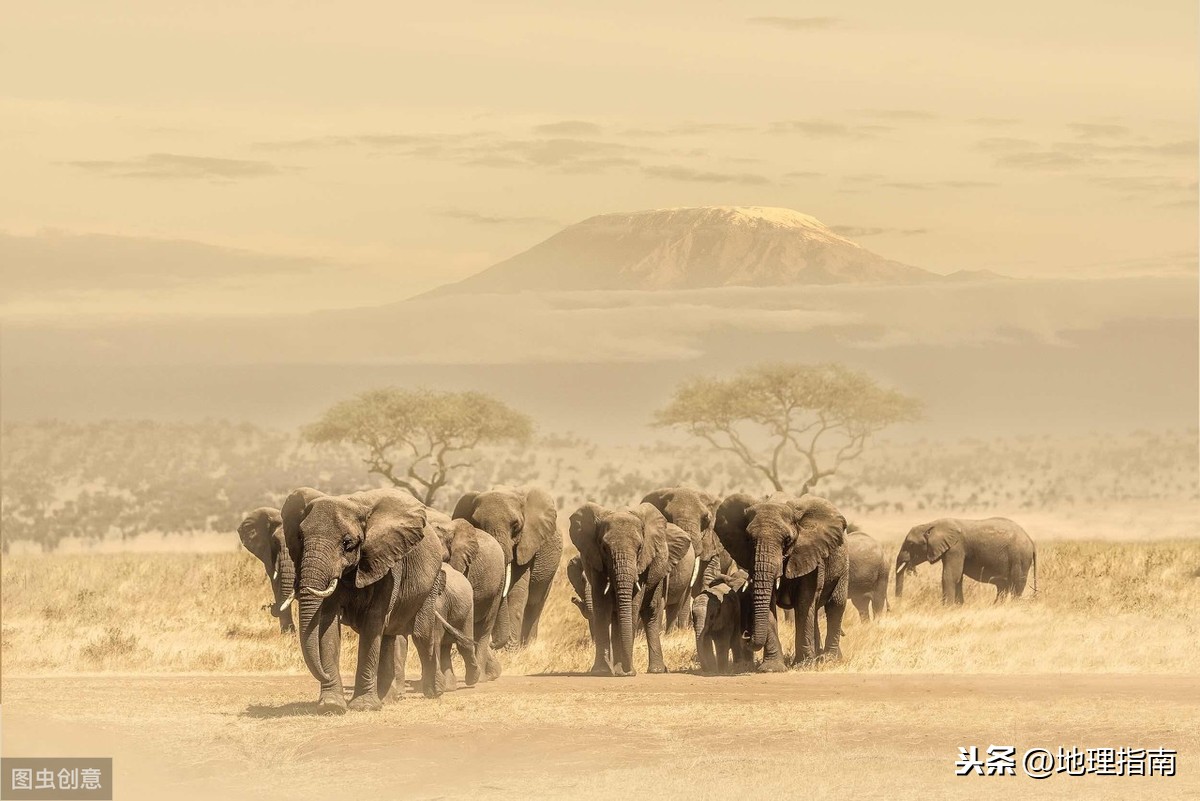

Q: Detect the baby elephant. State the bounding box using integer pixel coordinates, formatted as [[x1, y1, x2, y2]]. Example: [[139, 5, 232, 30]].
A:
[[692, 570, 751, 675], [430, 564, 478, 694]]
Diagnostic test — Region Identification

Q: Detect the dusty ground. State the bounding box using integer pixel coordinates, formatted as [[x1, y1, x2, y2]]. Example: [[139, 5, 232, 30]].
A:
[[2, 673, 1196, 800]]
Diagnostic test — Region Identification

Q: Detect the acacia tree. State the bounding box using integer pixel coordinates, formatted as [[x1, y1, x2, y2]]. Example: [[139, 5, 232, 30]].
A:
[[653, 363, 921, 494], [303, 388, 533, 506]]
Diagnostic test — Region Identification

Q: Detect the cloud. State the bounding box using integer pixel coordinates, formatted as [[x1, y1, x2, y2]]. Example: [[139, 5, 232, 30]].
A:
[[977, 137, 1040, 152], [994, 150, 1090, 170], [747, 16, 841, 31], [0, 231, 332, 302], [845, 175, 996, 190], [768, 120, 882, 138], [968, 117, 1021, 127], [1068, 123, 1132, 139], [532, 120, 604, 136], [66, 153, 284, 180], [619, 122, 755, 138], [641, 165, 771, 185], [855, 109, 939, 121], [437, 209, 562, 226], [830, 226, 930, 238]]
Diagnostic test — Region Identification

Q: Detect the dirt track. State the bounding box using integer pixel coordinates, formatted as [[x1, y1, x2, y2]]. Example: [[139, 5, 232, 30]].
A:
[[3, 673, 1197, 800]]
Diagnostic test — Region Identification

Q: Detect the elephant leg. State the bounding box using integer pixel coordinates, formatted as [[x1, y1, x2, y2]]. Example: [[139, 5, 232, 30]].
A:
[[851, 595, 871, 622], [941, 552, 966, 605], [793, 578, 819, 667], [698, 632, 717, 674], [714, 634, 729, 674], [501, 566, 531, 651], [476, 592, 503, 682], [643, 586, 667, 674], [315, 612, 346, 713], [378, 635, 400, 702], [348, 620, 384, 711], [413, 631, 442, 699], [520, 571, 555, 646], [731, 632, 750, 673], [759, 596, 786, 673], [589, 581, 616, 676], [439, 637, 458, 693], [823, 600, 847, 660], [872, 572, 889, 619], [813, 606, 823, 655]]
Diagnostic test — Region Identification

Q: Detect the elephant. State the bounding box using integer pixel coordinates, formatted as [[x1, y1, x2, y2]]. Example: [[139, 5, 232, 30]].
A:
[[289, 487, 462, 712], [641, 487, 728, 631], [714, 492, 848, 672], [568, 502, 692, 676], [691, 568, 751, 675], [452, 486, 562, 648], [895, 517, 1037, 604], [429, 563, 479, 695], [236, 506, 295, 634], [846, 525, 889, 621], [427, 512, 505, 682]]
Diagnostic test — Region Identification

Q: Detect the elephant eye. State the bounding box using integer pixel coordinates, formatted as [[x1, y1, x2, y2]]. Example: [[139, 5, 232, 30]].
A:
[[342, 536, 356, 552]]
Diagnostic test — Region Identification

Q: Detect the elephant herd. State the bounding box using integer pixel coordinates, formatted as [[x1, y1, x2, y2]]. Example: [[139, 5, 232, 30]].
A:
[[238, 484, 1037, 711]]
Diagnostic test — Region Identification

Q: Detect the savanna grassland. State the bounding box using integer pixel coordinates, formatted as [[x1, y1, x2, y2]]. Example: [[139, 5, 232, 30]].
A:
[[3, 428, 1198, 800]]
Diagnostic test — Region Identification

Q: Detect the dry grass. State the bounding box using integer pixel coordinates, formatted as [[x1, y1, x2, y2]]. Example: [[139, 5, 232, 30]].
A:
[[3, 534, 1198, 677]]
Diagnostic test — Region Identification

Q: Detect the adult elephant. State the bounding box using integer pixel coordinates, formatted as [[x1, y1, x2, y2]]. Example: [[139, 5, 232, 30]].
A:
[[290, 487, 454, 713], [428, 512, 505, 682], [715, 493, 848, 672], [846, 525, 889, 621], [641, 487, 726, 631], [237, 506, 295, 634], [452, 486, 562, 648], [895, 517, 1036, 604], [569, 502, 691, 676]]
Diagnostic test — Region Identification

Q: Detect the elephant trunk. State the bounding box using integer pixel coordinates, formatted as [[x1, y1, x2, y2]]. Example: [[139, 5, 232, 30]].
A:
[[298, 546, 337, 683], [614, 556, 637, 674], [298, 592, 329, 683], [274, 547, 296, 615], [751, 543, 780, 651], [894, 553, 908, 599]]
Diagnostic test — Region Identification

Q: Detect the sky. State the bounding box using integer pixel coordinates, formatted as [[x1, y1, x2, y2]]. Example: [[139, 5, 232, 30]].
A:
[[1, 1, 1197, 316]]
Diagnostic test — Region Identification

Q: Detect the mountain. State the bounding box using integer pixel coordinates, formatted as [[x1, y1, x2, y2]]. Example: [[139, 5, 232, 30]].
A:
[[424, 206, 944, 296]]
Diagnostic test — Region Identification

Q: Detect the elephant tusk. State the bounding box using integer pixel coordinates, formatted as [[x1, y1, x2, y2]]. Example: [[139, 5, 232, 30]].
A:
[[775, 577, 781, 590], [689, 556, 701, 588], [278, 594, 294, 612], [502, 563, 513, 598], [633, 580, 642, 596], [896, 563, 907, 576], [602, 580, 610, 596], [304, 578, 338, 598], [271, 569, 278, 581]]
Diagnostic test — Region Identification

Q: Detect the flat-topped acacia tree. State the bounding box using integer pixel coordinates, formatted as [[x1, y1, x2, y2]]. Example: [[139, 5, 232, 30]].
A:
[[303, 388, 533, 506], [653, 363, 922, 494]]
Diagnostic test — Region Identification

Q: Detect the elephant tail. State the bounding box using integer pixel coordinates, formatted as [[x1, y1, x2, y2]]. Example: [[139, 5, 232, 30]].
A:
[[1031, 546, 1038, 597], [434, 611, 475, 655]]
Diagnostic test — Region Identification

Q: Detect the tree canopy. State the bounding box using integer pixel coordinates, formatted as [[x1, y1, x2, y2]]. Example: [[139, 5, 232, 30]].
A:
[[303, 388, 533, 505], [653, 363, 922, 493]]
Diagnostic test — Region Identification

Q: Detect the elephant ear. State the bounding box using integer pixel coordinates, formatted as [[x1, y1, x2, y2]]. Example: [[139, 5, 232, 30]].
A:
[[515, 487, 558, 566], [451, 491, 480, 523], [443, 520, 480, 574], [237, 508, 278, 563], [569, 503, 609, 573], [640, 487, 675, 516], [663, 522, 694, 571], [925, 521, 963, 562], [784, 495, 847, 579], [358, 497, 429, 588], [633, 503, 668, 574], [281, 487, 323, 568], [714, 493, 757, 573]]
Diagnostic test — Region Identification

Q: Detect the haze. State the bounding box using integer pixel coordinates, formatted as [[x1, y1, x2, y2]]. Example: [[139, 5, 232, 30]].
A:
[[2, 1, 1197, 316]]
